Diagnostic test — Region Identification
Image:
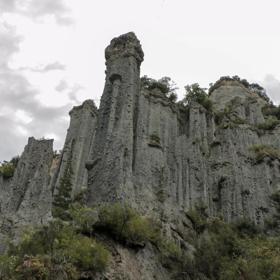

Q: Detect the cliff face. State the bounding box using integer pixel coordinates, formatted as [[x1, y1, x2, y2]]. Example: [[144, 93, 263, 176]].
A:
[[2, 137, 53, 224], [87, 32, 144, 205], [85, 33, 280, 229], [0, 137, 53, 253], [52, 99, 98, 198], [0, 31, 280, 278]]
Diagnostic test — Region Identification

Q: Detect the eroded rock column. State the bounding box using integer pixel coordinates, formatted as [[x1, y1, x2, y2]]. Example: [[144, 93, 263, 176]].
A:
[[87, 32, 144, 205]]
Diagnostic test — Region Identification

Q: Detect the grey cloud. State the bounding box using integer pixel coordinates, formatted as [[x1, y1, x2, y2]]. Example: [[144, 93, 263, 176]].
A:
[[55, 80, 68, 92], [0, 68, 71, 161], [42, 62, 66, 72], [54, 80, 83, 104], [20, 62, 66, 73], [262, 75, 280, 105], [68, 85, 84, 104], [0, 0, 16, 13], [0, 22, 71, 161], [0, 0, 73, 25], [0, 23, 22, 67], [0, 115, 27, 162]]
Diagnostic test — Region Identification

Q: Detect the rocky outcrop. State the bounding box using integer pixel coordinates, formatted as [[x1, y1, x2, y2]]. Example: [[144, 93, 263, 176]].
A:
[[87, 32, 280, 229], [0, 137, 53, 252], [87, 32, 144, 205], [1, 31, 280, 278], [4, 137, 53, 225], [52, 100, 98, 198]]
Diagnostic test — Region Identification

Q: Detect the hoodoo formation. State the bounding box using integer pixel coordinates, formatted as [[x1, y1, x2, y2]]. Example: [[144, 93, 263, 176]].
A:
[[1, 32, 280, 279]]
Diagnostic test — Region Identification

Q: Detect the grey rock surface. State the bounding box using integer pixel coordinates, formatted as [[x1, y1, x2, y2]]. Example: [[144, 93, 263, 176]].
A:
[[88, 32, 144, 205], [1, 31, 280, 279], [52, 99, 98, 198], [87, 32, 280, 228], [0, 137, 53, 251], [5, 137, 53, 224]]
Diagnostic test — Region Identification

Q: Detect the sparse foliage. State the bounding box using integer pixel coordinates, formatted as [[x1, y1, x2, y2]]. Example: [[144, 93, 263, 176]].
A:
[[52, 157, 73, 219], [249, 144, 280, 163], [0, 220, 110, 280], [184, 83, 213, 111], [209, 75, 271, 103], [141, 75, 178, 102], [0, 156, 19, 179]]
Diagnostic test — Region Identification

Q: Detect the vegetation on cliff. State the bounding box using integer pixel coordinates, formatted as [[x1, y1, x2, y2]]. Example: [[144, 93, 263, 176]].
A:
[[249, 144, 280, 163], [0, 156, 19, 179], [141, 75, 178, 102], [0, 219, 109, 280], [209, 75, 270, 103], [183, 83, 213, 111], [170, 200, 280, 280], [0, 203, 181, 279]]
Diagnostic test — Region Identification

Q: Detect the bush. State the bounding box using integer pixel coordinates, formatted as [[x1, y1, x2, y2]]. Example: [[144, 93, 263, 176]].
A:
[[184, 83, 213, 111], [233, 218, 261, 237], [185, 203, 208, 234], [180, 216, 280, 280], [266, 191, 280, 231], [0, 255, 18, 280], [0, 162, 16, 179], [192, 219, 242, 279], [2, 220, 110, 279], [97, 203, 157, 245], [52, 158, 73, 220], [141, 75, 178, 102], [257, 116, 280, 130], [249, 145, 280, 163], [69, 204, 98, 236], [262, 104, 280, 120]]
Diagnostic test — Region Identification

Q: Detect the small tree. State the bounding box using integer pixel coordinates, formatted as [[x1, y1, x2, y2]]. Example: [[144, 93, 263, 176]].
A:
[[184, 83, 213, 111], [52, 158, 73, 219], [0, 156, 19, 179], [141, 75, 178, 102]]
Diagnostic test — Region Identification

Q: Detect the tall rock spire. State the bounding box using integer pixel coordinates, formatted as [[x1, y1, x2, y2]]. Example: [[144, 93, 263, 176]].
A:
[[52, 99, 98, 198], [87, 32, 144, 205]]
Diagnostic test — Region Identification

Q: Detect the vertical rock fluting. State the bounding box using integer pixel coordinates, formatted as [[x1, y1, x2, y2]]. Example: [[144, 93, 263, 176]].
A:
[[87, 33, 280, 226], [1, 32, 279, 241], [4, 137, 53, 224], [52, 99, 98, 198], [0, 137, 53, 253], [87, 32, 144, 205]]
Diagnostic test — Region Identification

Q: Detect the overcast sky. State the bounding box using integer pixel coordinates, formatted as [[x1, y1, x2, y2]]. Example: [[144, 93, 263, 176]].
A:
[[0, 0, 280, 161]]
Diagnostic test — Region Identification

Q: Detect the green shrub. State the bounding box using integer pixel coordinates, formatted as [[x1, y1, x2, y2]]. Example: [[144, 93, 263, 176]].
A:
[[193, 219, 242, 279], [0, 162, 16, 179], [266, 191, 280, 231], [15, 255, 51, 280], [184, 83, 213, 111], [233, 218, 261, 237], [3, 220, 110, 279], [141, 75, 178, 102], [249, 145, 280, 163], [0, 255, 18, 280], [97, 203, 157, 245], [271, 191, 280, 205], [64, 235, 109, 271], [69, 204, 98, 236], [221, 237, 280, 280], [257, 116, 280, 130], [148, 134, 161, 148], [262, 104, 280, 120], [157, 239, 183, 270], [52, 157, 73, 219], [185, 202, 208, 234]]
